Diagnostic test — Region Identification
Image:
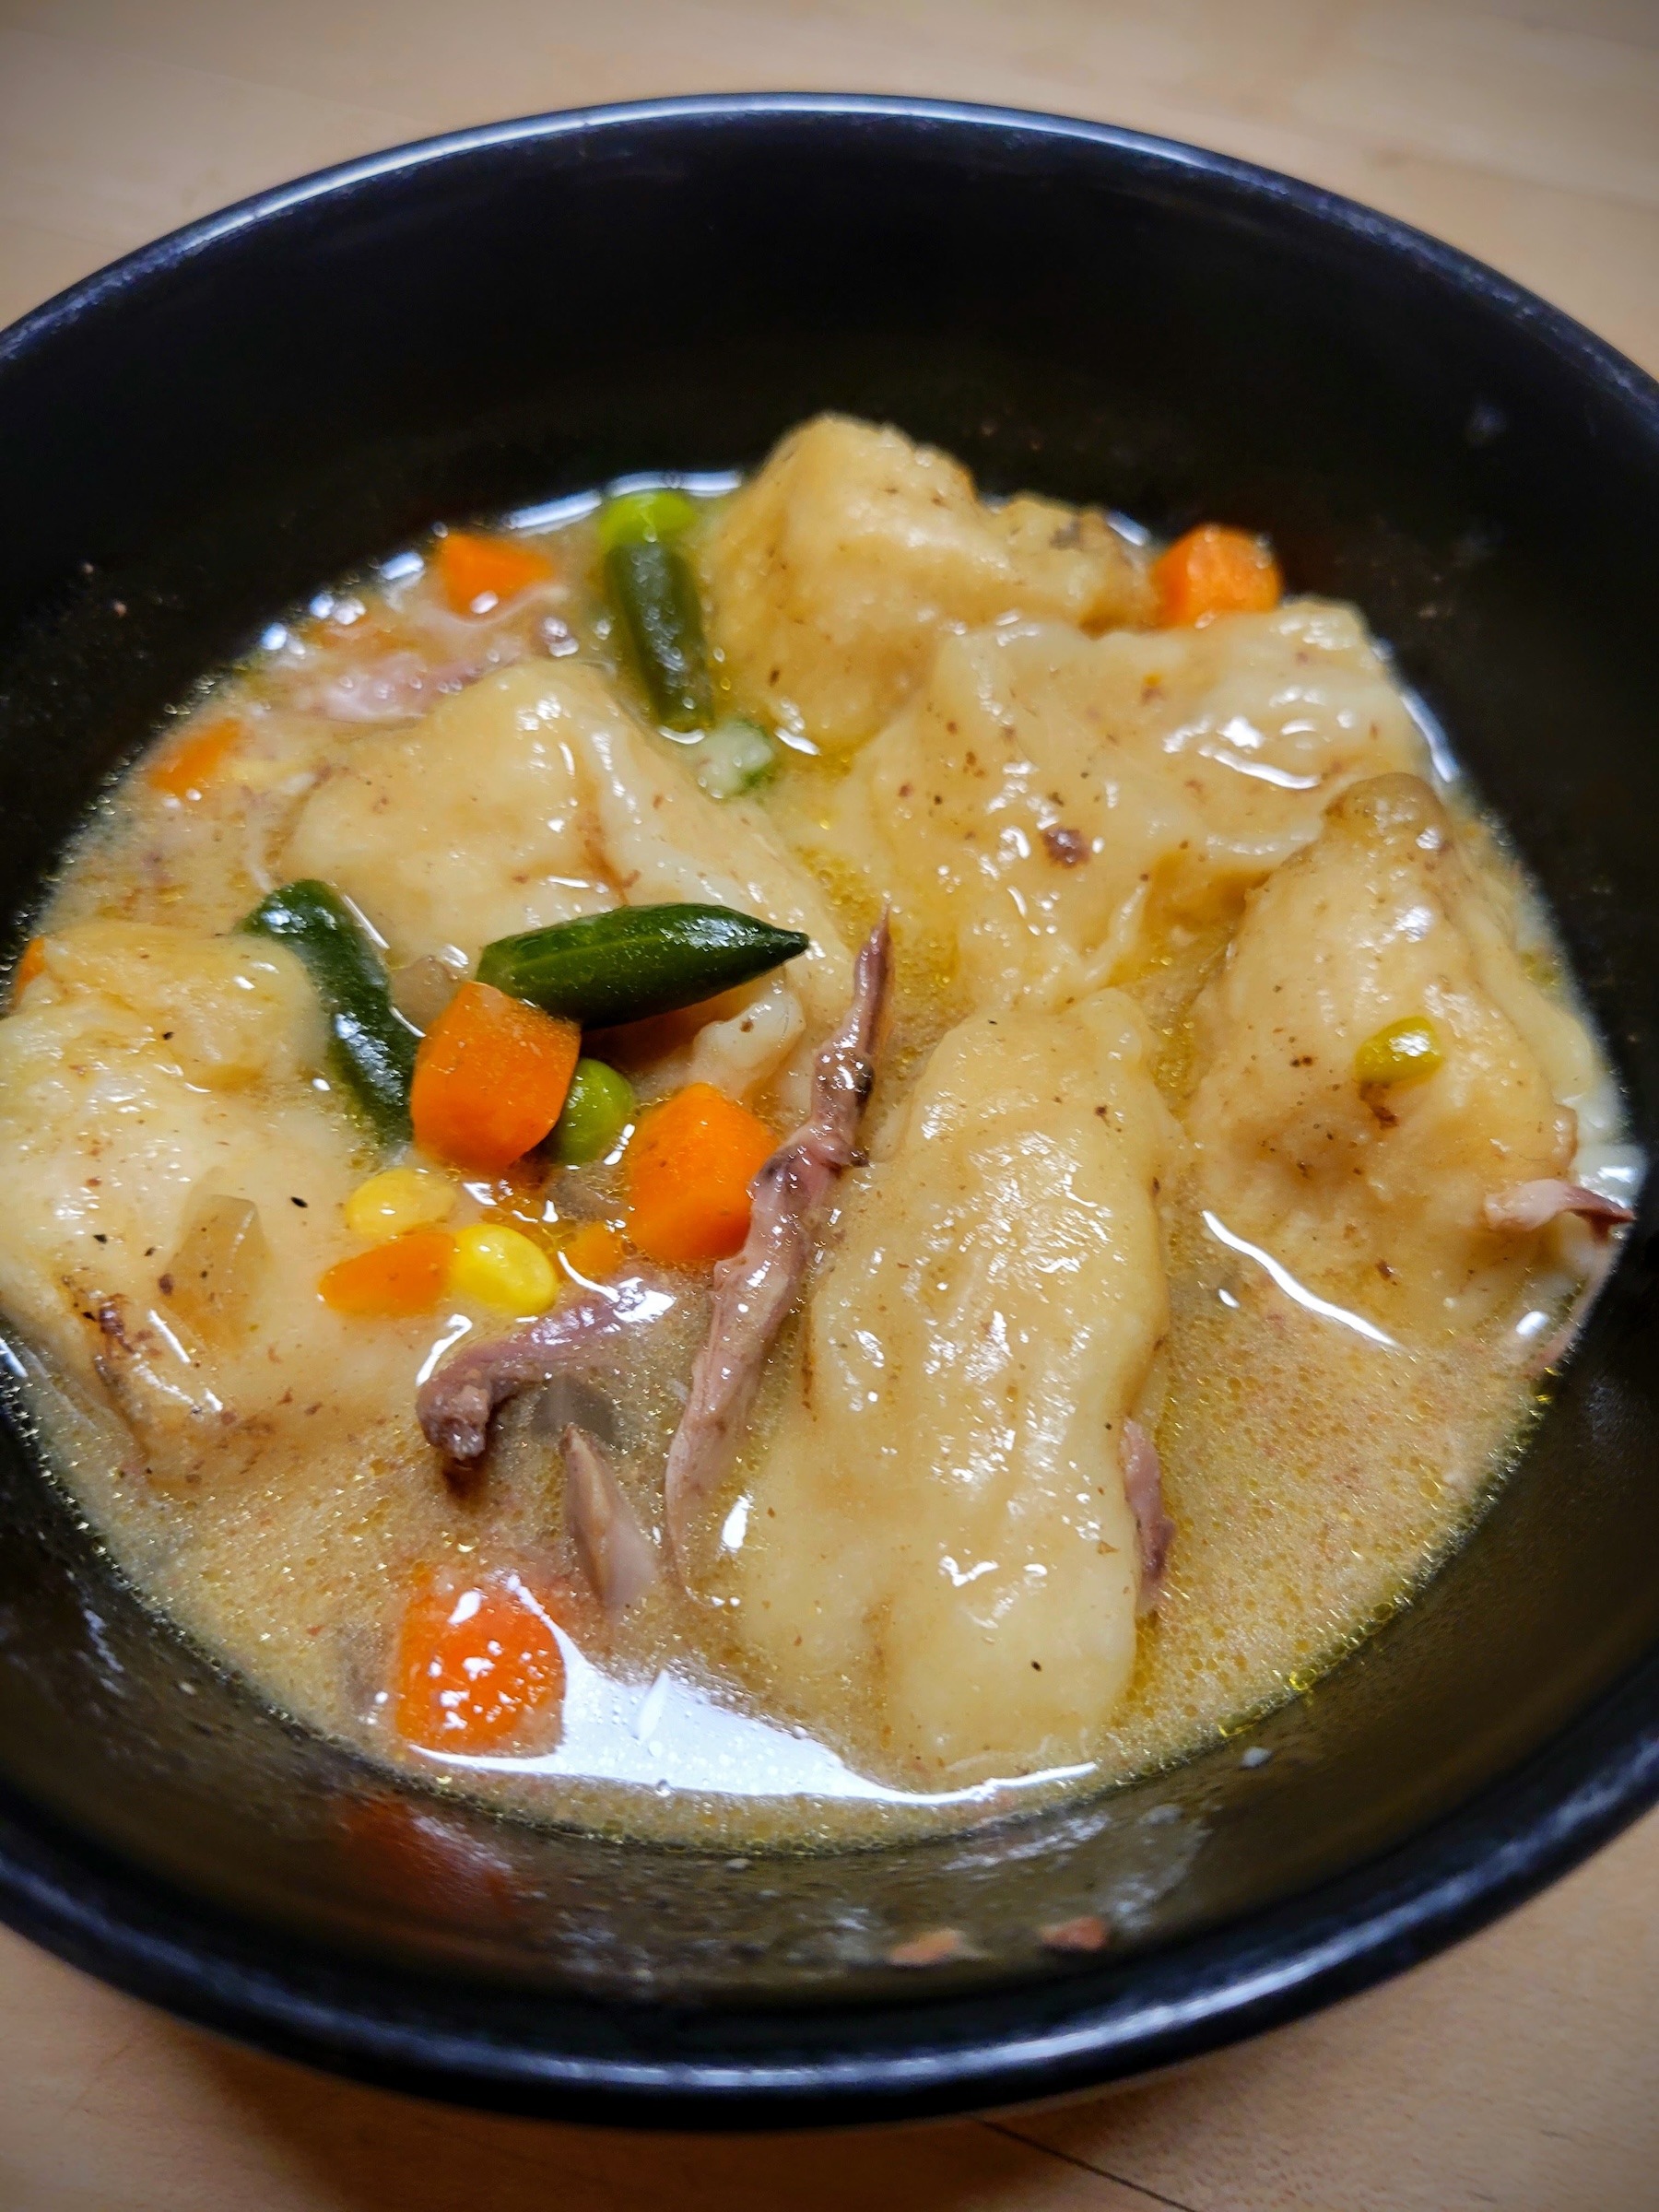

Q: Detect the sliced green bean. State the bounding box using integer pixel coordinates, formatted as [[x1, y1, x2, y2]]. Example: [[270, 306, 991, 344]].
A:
[[606, 537, 713, 732], [477, 902, 810, 1030], [239, 880, 416, 1146], [597, 488, 700, 554]]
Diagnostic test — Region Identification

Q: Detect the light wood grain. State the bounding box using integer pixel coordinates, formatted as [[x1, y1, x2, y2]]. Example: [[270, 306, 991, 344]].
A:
[[0, 5, 1654, 2206]]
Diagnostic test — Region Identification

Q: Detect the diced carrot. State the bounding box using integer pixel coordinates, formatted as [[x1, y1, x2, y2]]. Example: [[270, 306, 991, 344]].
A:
[[559, 1219, 627, 1283], [436, 530, 554, 617], [411, 981, 580, 1174], [11, 935, 46, 1005], [624, 1082, 775, 1266], [394, 1577, 566, 1751], [1153, 524, 1283, 627], [147, 718, 241, 801], [479, 1167, 562, 1254], [318, 1227, 454, 1317]]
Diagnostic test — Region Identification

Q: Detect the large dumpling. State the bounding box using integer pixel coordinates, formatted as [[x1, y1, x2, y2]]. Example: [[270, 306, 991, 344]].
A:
[[705, 414, 1153, 752], [1182, 774, 1602, 1340], [816, 601, 1429, 1012], [0, 924, 423, 1474], [705, 990, 1180, 1791], [285, 662, 853, 1106]]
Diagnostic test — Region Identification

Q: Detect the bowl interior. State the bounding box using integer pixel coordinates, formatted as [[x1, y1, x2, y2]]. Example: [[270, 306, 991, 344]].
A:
[[0, 100, 1655, 2117]]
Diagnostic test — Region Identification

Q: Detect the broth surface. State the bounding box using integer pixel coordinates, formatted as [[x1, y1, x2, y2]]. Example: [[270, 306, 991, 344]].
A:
[[0, 417, 1639, 1850]]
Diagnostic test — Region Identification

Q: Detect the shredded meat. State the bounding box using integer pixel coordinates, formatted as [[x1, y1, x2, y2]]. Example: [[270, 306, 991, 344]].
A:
[[1123, 1416, 1173, 1616], [562, 1425, 657, 1612], [662, 915, 893, 1565], [1483, 1179, 1635, 1234], [417, 1272, 674, 1463]]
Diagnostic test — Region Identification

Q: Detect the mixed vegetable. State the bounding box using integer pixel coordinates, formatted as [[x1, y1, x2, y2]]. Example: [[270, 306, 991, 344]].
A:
[[233, 875, 814, 1321], [240, 880, 418, 1146], [599, 489, 713, 731]]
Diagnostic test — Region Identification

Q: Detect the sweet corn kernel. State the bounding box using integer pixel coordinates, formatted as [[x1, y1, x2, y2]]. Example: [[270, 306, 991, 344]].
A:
[[1354, 1015, 1443, 1090], [448, 1222, 557, 1314], [344, 1166, 457, 1241], [559, 1220, 626, 1284]]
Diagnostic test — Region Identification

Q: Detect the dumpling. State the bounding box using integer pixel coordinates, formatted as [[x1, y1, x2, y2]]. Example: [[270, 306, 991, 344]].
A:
[[705, 414, 1153, 752], [1182, 774, 1603, 1340], [285, 662, 853, 1105], [0, 924, 418, 1469], [818, 601, 1428, 1012], [285, 662, 612, 968], [707, 990, 1180, 1791]]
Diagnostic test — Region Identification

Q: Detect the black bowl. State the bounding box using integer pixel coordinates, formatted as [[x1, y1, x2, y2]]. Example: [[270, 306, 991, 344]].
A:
[[0, 94, 1655, 2128]]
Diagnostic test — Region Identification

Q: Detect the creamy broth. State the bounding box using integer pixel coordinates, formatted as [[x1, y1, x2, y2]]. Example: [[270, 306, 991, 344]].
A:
[[0, 416, 1639, 1850]]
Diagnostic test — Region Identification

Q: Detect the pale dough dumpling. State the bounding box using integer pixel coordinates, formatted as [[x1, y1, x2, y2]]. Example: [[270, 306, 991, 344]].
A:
[[0, 924, 422, 1470], [1183, 774, 1600, 1339], [285, 661, 853, 1104], [706, 414, 1153, 751], [820, 601, 1429, 1011], [710, 991, 1180, 1791]]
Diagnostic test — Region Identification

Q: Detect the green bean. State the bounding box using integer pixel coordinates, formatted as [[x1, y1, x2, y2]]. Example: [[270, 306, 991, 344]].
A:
[[599, 490, 712, 732], [239, 880, 416, 1146], [476, 902, 810, 1030], [597, 488, 700, 554]]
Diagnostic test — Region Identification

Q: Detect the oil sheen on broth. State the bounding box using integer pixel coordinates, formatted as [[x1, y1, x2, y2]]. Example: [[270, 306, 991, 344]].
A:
[[0, 416, 1639, 1850]]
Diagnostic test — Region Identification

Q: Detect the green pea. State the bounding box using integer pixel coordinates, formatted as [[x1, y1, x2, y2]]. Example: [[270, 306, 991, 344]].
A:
[[554, 1058, 637, 1166]]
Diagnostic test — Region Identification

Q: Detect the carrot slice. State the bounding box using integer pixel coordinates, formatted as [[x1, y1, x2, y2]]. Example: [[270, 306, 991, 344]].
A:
[[394, 1578, 566, 1751], [624, 1081, 775, 1266], [319, 1227, 454, 1317], [560, 1219, 627, 1283], [436, 530, 554, 616], [11, 935, 46, 1004], [411, 981, 580, 1174], [147, 718, 241, 801], [1153, 524, 1282, 627]]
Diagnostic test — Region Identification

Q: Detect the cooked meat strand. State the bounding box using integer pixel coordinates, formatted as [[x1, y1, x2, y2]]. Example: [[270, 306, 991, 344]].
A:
[[1123, 1416, 1173, 1616], [1483, 1179, 1635, 1234], [662, 915, 893, 1565], [417, 1272, 674, 1463], [562, 1425, 657, 1612]]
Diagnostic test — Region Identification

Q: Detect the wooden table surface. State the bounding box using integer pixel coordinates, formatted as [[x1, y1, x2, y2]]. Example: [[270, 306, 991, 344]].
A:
[[1, 5, 1655, 2206]]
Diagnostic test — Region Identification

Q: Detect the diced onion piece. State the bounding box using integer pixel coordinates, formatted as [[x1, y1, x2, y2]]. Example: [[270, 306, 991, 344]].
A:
[[163, 1193, 268, 1343]]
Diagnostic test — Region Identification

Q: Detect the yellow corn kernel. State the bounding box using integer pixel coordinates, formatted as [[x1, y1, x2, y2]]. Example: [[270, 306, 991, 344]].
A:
[[448, 1222, 557, 1314], [344, 1166, 457, 1241], [1355, 1015, 1443, 1090], [559, 1220, 626, 1284]]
